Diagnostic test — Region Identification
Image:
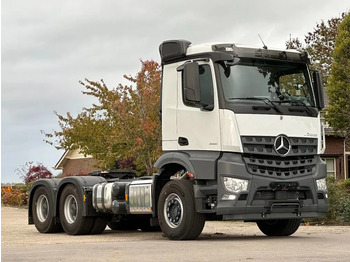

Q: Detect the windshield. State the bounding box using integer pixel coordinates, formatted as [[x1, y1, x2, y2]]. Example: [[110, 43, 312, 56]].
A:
[[219, 58, 316, 107]]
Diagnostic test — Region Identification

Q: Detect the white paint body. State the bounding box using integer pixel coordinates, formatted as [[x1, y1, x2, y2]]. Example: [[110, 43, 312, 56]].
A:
[[161, 51, 325, 154]]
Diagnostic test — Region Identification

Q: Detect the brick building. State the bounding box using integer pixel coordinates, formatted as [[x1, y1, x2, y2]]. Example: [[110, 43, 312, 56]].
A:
[[322, 132, 347, 180], [54, 149, 99, 177], [321, 90, 349, 180]]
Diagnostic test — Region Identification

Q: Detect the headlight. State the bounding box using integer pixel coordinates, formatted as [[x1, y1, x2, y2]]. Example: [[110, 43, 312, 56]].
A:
[[223, 177, 248, 193], [316, 178, 327, 191]]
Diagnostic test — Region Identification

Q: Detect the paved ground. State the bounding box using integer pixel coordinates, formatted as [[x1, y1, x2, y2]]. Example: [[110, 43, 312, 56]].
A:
[[2, 206, 350, 261]]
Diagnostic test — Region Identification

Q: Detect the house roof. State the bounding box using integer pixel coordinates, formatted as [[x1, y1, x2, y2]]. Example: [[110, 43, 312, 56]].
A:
[[54, 149, 93, 170]]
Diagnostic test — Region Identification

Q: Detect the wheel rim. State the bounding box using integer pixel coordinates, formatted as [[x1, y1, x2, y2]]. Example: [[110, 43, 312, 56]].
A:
[[164, 193, 183, 228], [64, 195, 78, 224], [36, 195, 49, 222]]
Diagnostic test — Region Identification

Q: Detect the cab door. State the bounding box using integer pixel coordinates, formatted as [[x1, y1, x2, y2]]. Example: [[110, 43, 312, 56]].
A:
[[176, 60, 221, 151]]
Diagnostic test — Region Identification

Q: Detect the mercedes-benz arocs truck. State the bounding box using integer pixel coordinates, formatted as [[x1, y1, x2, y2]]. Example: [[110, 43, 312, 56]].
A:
[[29, 40, 329, 240]]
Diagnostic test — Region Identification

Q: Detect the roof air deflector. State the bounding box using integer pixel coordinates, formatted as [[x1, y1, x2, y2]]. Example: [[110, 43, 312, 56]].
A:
[[159, 40, 191, 63]]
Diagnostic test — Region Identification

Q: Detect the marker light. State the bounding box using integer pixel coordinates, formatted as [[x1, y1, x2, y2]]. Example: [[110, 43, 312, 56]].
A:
[[222, 194, 237, 201]]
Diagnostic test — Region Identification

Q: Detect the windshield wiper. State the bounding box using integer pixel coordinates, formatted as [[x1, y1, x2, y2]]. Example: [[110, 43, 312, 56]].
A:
[[271, 99, 314, 116], [289, 100, 313, 116], [229, 97, 283, 114]]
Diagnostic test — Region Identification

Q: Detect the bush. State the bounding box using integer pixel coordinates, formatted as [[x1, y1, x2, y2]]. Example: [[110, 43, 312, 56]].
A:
[[17, 162, 53, 184], [340, 179, 350, 194], [1, 186, 27, 206], [13, 162, 54, 205], [307, 177, 350, 225], [338, 179, 350, 222], [326, 177, 350, 224]]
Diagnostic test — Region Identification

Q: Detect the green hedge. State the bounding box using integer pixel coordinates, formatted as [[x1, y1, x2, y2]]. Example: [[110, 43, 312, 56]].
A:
[[307, 177, 350, 225]]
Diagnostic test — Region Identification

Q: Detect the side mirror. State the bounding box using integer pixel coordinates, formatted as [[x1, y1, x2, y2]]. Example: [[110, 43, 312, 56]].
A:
[[183, 62, 201, 103], [312, 71, 325, 110]]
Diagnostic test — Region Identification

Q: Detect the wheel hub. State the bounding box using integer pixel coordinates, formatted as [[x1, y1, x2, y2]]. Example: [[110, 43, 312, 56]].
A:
[[36, 195, 49, 222], [64, 195, 78, 224], [167, 199, 181, 223], [164, 193, 183, 228]]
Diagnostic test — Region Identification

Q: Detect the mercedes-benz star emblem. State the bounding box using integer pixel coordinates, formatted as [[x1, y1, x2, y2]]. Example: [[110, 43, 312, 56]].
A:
[[274, 135, 291, 156]]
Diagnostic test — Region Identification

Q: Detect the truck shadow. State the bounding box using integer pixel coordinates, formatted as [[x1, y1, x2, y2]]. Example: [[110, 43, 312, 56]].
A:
[[197, 233, 310, 241], [101, 229, 313, 242]]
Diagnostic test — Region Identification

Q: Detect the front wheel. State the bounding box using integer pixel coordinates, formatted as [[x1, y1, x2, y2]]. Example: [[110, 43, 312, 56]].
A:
[[257, 219, 301, 236], [158, 180, 205, 240]]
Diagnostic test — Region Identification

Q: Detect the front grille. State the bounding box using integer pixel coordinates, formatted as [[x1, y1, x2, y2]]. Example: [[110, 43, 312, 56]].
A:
[[242, 136, 317, 179], [241, 136, 317, 157], [243, 155, 316, 178]]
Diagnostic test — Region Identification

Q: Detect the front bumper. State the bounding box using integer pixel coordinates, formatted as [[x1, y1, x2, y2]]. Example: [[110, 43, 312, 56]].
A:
[[195, 153, 329, 220]]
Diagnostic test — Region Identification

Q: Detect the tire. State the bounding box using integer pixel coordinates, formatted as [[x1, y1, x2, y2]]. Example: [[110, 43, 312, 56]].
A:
[[59, 184, 94, 235], [89, 217, 107, 234], [157, 180, 205, 240], [257, 219, 301, 236], [32, 186, 62, 233]]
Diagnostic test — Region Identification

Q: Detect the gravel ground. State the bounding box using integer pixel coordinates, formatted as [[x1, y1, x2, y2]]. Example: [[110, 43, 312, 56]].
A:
[[2, 206, 350, 247], [2, 206, 350, 261], [2, 206, 267, 247]]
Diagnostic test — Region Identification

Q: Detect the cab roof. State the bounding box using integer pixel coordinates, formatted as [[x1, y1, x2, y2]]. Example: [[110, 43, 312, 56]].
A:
[[159, 40, 309, 64]]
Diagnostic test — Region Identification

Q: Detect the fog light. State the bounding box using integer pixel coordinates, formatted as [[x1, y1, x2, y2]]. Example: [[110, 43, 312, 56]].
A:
[[223, 177, 248, 193], [222, 194, 237, 200], [316, 178, 327, 191]]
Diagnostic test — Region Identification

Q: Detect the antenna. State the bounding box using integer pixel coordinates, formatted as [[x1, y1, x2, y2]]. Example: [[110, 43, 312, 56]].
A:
[[258, 34, 268, 49]]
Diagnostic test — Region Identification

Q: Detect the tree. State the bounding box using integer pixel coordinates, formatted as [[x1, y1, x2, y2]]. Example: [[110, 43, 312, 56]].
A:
[[305, 13, 346, 83], [44, 60, 162, 176], [286, 13, 347, 84], [285, 35, 303, 50], [17, 162, 53, 184], [325, 13, 350, 144]]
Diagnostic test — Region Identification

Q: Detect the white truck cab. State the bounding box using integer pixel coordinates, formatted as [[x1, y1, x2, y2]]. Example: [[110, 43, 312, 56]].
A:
[[155, 39, 328, 232]]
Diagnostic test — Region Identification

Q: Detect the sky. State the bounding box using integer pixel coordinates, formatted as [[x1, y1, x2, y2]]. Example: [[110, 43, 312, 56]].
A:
[[1, 0, 349, 184]]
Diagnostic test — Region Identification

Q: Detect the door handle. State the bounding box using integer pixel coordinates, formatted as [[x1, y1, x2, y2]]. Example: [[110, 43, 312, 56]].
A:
[[178, 137, 189, 146]]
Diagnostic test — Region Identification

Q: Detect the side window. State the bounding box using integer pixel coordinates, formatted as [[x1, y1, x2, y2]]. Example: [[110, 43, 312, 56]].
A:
[[199, 65, 214, 106], [183, 64, 214, 107]]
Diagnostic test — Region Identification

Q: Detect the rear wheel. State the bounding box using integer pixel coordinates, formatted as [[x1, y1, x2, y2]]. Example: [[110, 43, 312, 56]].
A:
[[32, 186, 61, 233], [59, 184, 94, 235], [257, 219, 301, 236], [158, 180, 205, 240]]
